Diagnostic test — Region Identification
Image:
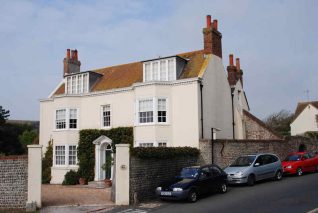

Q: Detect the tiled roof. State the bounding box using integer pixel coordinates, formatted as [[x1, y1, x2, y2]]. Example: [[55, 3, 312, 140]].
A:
[[293, 101, 318, 121], [53, 50, 206, 96]]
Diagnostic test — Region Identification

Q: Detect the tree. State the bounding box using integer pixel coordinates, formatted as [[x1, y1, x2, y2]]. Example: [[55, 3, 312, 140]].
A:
[[263, 109, 294, 136], [0, 106, 10, 125], [19, 129, 38, 147]]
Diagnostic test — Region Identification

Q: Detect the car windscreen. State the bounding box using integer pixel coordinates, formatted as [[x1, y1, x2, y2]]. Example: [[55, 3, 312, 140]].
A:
[[230, 156, 256, 167], [284, 154, 301, 161], [180, 168, 199, 179]]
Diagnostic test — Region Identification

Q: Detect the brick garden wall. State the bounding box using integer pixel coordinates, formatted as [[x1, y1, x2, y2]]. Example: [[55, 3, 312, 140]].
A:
[[199, 136, 318, 168], [0, 155, 28, 209], [129, 156, 198, 204]]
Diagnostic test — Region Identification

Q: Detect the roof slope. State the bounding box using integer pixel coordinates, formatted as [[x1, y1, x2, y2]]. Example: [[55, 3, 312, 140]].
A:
[[54, 50, 206, 95], [293, 101, 318, 121]]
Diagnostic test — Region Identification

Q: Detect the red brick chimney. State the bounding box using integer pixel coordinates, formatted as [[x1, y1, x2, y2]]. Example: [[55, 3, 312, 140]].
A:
[[235, 58, 244, 86], [203, 15, 222, 58], [227, 54, 237, 87], [63, 49, 81, 76]]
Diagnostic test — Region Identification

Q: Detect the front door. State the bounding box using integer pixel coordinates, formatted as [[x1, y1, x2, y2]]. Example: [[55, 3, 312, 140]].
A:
[[104, 149, 112, 179]]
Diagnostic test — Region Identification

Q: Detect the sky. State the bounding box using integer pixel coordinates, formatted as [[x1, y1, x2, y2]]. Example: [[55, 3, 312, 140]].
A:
[[0, 0, 317, 121]]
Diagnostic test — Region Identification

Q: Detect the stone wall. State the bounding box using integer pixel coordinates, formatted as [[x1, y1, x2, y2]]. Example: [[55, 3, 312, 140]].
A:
[[199, 137, 318, 168], [129, 156, 198, 204], [243, 110, 282, 140], [0, 155, 28, 209]]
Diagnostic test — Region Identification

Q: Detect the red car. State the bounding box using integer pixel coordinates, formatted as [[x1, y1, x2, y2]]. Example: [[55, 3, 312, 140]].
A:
[[282, 152, 318, 176]]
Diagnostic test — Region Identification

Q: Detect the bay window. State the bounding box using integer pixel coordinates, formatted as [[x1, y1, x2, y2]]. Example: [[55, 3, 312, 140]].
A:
[[137, 98, 167, 124]]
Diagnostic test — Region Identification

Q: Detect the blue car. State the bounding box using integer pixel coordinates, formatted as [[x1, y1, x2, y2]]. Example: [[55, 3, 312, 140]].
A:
[[156, 164, 228, 202]]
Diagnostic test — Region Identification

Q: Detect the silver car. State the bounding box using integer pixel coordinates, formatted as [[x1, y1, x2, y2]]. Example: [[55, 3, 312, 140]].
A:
[[224, 154, 283, 186]]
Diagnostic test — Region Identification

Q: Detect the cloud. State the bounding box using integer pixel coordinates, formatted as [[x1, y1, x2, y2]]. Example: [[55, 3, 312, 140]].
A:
[[0, 0, 317, 120]]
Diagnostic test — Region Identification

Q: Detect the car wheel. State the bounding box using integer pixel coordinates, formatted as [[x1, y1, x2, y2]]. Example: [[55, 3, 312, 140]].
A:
[[247, 175, 255, 186], [315, 165, 318, 173], [275, 170, 283, 181], [219, 182, 227, 193], [296, 168, 303, 176], [188, 190, 197, 203]]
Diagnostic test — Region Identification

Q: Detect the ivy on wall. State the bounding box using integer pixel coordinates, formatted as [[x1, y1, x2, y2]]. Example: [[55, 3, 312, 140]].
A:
[[77, 127, 133, 181], [131, 147, 200, 159]]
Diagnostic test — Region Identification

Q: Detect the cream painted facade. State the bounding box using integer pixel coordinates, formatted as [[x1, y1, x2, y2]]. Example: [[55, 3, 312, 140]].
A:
[[40, 55, 241, 184], [232, 81, 250, 139], [291, 104, 318, 136]]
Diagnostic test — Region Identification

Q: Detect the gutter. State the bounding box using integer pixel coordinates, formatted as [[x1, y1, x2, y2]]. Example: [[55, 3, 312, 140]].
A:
[[231, 88, 235, 139], [200, 82, 204, 139]]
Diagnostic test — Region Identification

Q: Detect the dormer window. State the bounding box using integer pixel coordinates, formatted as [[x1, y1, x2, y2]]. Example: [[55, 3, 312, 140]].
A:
[[143, 57, 176, 82], [66, 73, 89, 94]]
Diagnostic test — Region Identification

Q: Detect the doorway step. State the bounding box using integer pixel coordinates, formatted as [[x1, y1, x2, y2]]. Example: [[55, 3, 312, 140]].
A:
[[87, 181, 107, 189]]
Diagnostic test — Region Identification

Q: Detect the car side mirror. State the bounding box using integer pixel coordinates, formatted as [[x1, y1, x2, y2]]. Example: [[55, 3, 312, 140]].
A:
[[254, 162, 260, 167]]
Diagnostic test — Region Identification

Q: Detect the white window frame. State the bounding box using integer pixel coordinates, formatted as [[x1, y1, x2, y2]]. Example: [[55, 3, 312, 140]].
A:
[[55, 109, 67, 130], [143, 57, 176, 82], [136, 141, 168, 147], [54, 145, 66, 166], [54, 108, 79, 131], [101, 104, 112, 129], [68, 145, 78, 166], [137, 98, 155, 125], [135, 97, 168, 126], [65, 73, 89, 94], [53, 145, 78, 167]]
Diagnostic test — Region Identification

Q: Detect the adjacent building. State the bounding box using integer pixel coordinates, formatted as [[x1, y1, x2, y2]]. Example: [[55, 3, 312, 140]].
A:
[[290, 101, 318, 135]]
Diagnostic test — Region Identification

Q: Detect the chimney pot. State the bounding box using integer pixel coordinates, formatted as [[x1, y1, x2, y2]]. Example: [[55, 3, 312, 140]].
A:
[[213, 20, 218, 30], [71, 50, 75, 59], [74, 49, 78, 60], [236, 58, 240, 71], [206, 15, 212, 28], [229, 54, 234, 66], [66, 49, 70, 59]]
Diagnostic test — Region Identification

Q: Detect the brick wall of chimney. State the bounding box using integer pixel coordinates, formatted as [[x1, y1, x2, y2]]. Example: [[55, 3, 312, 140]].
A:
[[203, 15, 222, 58], [63, 49, 81, 76]]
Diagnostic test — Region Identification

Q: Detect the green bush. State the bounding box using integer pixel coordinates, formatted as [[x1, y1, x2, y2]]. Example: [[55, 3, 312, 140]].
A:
[[42, 139, 53, 183], [62, 170, 79, 185], [304, 131, 318, 140], [77, 127, 133, 181], [131, 147, 200, 159]]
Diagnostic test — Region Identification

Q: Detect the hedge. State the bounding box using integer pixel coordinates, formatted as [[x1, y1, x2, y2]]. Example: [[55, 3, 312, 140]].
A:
[[131, 147, 200, 159], [77, 127, 133, 181]]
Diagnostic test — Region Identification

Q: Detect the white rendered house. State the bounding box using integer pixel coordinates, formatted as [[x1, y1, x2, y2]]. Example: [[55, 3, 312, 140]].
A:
[[40, 15, 252, 184], [290, 101, 318, 136]]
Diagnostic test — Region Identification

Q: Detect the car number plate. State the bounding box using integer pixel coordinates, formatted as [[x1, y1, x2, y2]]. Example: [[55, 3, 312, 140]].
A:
[[161, 191, 172, 196]]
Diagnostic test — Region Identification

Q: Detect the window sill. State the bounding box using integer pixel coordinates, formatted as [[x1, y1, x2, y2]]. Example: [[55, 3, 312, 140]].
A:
[[101, 126, 112, 130], [135, 123, 170, 127], [52, 165, 79, 170], [53, 129, 80, 132]]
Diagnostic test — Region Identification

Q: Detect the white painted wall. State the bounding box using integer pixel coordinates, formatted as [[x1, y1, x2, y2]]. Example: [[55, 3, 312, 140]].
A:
[[40, 79, 201, 183], [200, 55, 233, 139], [27, 145, 42, 208], [291, 104, 318, 135], [232, 81, 249, 139], [115, 144, 130, 205]]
